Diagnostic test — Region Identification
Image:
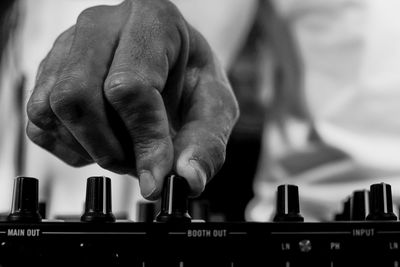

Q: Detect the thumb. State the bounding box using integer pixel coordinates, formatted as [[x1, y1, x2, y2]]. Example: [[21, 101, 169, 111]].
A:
[[174, 121, 228, 197]]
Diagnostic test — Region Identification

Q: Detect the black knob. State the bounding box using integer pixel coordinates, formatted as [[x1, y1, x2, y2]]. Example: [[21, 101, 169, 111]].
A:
[[189, 199, 210, 222], [273, 184, 304, 222], [137, 201, 159, 222], [334, 197, 351, 221], [8, 177, 42, 222], [81, 176, 115, 222], [350, 190, 370, 221], [156, 174, 192, 223], [366, 182, 397, 221]]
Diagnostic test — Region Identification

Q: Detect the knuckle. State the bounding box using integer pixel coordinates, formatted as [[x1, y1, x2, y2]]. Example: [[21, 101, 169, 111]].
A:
[[49, 78, 88, 122], [104, 73, 150, 101], [169, 4, 185, 25], [55, 26, 75, 45], [26, 123, 42, 145], [154, 0, 183, 23], [135, 135, 170, 158], [104, 74, 133, 95], [59, 28, 74, 42], [26, 123, 54, 151], [76, 6, 103, 27], [132, 117, 168, 141], [26, 97, 51, 128], [128, 0, 182, 19]]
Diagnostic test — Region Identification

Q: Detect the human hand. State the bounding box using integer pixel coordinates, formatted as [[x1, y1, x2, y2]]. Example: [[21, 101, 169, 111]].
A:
[[26, 0, 239, 200]]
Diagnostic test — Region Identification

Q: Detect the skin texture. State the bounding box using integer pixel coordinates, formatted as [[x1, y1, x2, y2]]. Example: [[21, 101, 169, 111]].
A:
[[26, 0, 239, 200]]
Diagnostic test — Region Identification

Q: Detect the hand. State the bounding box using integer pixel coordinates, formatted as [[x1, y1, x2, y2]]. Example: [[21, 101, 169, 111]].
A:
[[26, 0, 239, 199]]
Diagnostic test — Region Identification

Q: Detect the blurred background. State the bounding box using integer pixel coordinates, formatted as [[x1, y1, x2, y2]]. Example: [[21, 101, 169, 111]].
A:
[[1, 0, 400, 222]]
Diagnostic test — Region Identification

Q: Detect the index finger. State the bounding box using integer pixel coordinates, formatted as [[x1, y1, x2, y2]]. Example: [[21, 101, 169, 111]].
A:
[[103, 1, 184, 199]]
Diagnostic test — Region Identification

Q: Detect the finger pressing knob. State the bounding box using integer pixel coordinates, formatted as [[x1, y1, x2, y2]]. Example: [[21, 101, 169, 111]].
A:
[[156, 174, 192, 223]]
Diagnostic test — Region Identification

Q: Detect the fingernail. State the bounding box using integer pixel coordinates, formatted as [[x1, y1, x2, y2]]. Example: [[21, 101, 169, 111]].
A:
[[188, 160, 207, 192], [139, 171, 156, 199]]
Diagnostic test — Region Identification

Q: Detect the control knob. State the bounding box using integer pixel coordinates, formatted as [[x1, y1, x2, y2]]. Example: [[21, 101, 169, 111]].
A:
[[350, 190, 370, 221], [137, 201, 159, 222], [366, 182, 397, 221], [8, 177, 42, 222], [273, 184, 304, 222], [81, 176, 115, 222], [156, 174, 192, 223]]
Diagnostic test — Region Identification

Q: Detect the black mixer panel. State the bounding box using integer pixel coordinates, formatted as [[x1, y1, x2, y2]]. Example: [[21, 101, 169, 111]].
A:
[[0, 175, 399, 266], [1, 221, 400, 266]]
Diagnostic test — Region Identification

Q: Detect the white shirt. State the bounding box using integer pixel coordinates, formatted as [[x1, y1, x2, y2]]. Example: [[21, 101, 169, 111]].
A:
[[248, 0, 400, 221]]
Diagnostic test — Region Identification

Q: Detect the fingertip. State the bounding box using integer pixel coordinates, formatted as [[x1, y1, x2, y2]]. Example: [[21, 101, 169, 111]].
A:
[[187, 159, 207, 197], [136, 138, 173, 200], [138, 154, 172, 200], [176, 148, 207, 197], [139, 171, 158, 200]]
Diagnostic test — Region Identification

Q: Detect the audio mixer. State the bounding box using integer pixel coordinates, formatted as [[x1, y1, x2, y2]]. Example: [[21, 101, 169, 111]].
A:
[[0, 175, 400, 267]]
